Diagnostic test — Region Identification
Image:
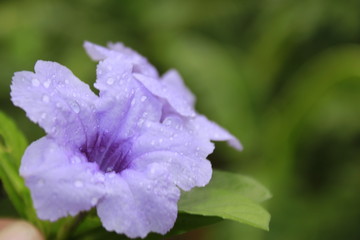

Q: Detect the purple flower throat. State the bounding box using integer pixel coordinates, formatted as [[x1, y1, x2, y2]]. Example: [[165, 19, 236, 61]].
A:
[[81, 132, 133, 173]]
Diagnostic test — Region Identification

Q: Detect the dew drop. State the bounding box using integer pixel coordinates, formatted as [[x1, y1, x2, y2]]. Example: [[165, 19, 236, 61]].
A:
[[40, 112, 47, 120], [43, 80, 51, 88], [74, 180, 83, 188], [95, 173, 105, 182], [64, 79, 69, 84], [91, 197, 98, 205], [42, 95, 50, 103], [70, 101, 80, 113], [71, 156, 81, 164], [164, 119, 172, 126], [140, 96, 147, 102], [137, 118, 144, 127], [32, 78, 40, 87], [159, 138, 163, 143], [37, 179, 45, 187], [51, 193, 58, 199], [106, 77, 114, 85], [131, 99, 136, 106]]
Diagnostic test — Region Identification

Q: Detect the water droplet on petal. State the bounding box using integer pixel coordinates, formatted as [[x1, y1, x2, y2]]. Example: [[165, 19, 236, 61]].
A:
[[137, 118, 144, 127], [140, 96, 147, 102], [70, 101, 80, 113], [106, 77, 114, 85], [91, 197, 98, 205], [43, 80, 51, 88], [64, 79, 69, 84], [32, 78, 40, 87], [42, 95, 50, 103], [40, 112, 47, 120], [164, 119, 172, 126], [71, 156, 81, 164], [74, 180, 83, 188], [95, 173, 105, 182], [37, 179, 45, 187]]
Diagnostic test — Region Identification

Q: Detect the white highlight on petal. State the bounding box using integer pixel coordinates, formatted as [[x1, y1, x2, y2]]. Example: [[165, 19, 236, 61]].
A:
[[74, 180, 83, 188], [70, 101, 80, 113], [32, 78, 40, 87], [42, 95, 50, 103], [140, 96, 147, 102], [106, 77, 114, 85], [43, 80, 51, 88]]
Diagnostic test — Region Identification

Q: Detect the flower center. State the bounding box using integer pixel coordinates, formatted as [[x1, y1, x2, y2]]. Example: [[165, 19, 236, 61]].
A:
[[80, 133, 132, 173]]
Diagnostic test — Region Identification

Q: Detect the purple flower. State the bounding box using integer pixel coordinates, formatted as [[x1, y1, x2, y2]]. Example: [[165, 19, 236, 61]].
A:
[[10, 42, 241, 238]]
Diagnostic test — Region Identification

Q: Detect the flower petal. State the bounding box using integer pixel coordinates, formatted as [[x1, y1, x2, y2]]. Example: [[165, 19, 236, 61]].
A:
[[190, 115, 243, 150], [95, 56, 163, 137], [132, 151, 212, 191], [83, 41, 113, 61], [20, 137, 105, 221], [130, 115, 214, 190], [84, 41, 158, 77], [10, 60, 98, 147], [134, 70, 196, 117], [97, 167, 180, 238]]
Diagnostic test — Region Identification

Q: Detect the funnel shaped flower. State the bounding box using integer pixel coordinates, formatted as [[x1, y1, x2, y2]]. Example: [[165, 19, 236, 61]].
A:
[[10, 42, 241, 238]]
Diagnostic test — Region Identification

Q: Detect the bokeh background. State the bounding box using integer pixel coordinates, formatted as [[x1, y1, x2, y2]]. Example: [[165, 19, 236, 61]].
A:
[[1, 0, 360, 239]]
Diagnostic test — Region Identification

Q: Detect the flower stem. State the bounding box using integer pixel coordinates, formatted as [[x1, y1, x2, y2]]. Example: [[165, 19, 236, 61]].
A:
[[55, 212, 87, 240]]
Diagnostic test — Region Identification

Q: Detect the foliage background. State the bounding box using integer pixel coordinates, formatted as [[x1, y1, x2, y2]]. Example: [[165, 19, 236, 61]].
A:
[[1, 0, 360, 239]]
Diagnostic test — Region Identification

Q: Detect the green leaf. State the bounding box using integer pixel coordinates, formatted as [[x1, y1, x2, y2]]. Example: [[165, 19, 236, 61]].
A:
[[162, 213, 221, 238], [0, 111, 29, 215], [178, 170, 271, 231], [0, 112, 28, 167], [206, 170, 272, 203], [0, 111, 50, 234]]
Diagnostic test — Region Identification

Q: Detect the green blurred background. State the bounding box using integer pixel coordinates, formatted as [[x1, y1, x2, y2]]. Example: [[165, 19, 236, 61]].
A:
[[1, 0, 360, 239]]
